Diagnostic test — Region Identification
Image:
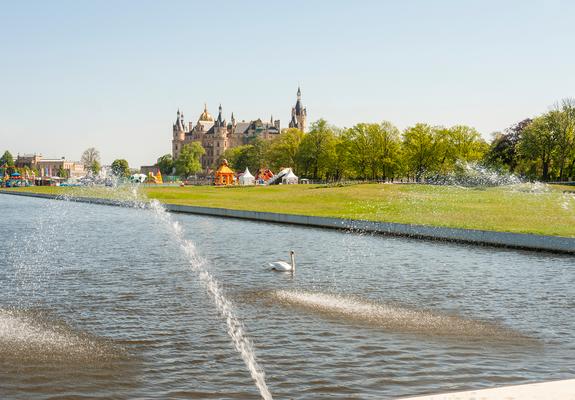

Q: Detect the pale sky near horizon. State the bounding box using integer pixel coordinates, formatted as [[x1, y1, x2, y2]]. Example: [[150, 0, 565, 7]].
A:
[[1, 0, 574, 167]]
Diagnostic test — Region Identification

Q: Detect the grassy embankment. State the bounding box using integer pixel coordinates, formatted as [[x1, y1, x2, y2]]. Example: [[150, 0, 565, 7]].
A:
[[4, 183, 575, 237]]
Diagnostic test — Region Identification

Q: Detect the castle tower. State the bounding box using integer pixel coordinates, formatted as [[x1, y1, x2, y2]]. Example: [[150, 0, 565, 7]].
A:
[[289, 86, 307, 132], [295, 86, 307, 132], [215, 104, 226, 129], [213, 104, 228, 163], [172, 109, 186, 159]]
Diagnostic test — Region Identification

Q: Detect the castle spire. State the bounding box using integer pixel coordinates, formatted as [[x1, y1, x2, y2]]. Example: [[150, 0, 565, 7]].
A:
[[290, 86, 307, 132], [216, 104, 224, 127], [174, 109, 184, 131]]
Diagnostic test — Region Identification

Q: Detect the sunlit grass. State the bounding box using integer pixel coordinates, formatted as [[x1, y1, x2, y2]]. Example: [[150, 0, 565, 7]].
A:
[[5, 183, 575, 237]]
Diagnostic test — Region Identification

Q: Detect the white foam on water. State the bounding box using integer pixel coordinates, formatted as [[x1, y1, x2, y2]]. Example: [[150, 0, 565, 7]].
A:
[[270, 289, 528, 340], [0, 309, 118, 362]]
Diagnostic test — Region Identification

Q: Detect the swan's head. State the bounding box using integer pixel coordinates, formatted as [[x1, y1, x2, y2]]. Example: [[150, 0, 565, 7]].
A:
[[290, 250, 295, 255]]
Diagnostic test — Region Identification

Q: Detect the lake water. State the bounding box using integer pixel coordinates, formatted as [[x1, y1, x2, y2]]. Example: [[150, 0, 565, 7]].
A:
[[1, 193, 574, 399]]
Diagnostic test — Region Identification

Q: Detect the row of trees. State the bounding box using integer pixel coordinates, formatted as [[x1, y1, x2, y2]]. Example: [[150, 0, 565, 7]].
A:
[[487, 99, 575, 181], [198, 98, 573, 182], [4, 97, 573, 183], [212, 120, 487, 181]]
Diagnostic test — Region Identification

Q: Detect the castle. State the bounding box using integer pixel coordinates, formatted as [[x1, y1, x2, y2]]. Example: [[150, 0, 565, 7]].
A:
[[172, 87, 307, 169]]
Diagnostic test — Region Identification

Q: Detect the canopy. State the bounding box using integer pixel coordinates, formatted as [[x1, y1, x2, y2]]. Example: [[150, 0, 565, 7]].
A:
[[10, 172, 21, 177], [215, 160, 235, 185], [282, 169, 299, 184], [239, 167, 255, 185]]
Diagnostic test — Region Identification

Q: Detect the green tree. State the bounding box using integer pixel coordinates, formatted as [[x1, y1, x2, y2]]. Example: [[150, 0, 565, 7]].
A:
[[90, 160, 101, 175], [157, 154, 174, 175], [518, 115, 558, 181], [549, 99, 575, 181], [111, 159, 130, 177], [402, 123, 441, 180], [1, 150, 14, 166], [296, 119, 337, 180], [343, 123, 375, 179], [220, 145, 249, 170], [220, 138, 270, 173], [485, 119, 531, 172], [373, 121, 402, 180], [327, 134, 352, 181], [268, 128, 304, 172], [175, 142, 205, 177], [438, 125, 488, 172], [57, 166, 69, 179]]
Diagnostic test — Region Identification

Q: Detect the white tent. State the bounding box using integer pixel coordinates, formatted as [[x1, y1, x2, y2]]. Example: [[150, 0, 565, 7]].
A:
[[239, 167, 255, 185], [130, 173, 147, 183], [281, 168, 299, 184]]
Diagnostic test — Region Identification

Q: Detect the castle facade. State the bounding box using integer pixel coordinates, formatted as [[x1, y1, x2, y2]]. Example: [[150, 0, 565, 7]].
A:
[[172, 87, 307, 170]]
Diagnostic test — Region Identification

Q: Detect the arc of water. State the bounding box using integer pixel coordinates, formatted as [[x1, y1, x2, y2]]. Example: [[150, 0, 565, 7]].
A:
[[148, 200, 273, 400]]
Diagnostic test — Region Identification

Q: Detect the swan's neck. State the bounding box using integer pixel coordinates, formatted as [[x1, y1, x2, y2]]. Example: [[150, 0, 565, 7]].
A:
[[290, 253, 295, 271]]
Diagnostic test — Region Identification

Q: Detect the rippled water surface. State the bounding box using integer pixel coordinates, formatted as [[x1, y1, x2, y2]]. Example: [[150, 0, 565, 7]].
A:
[[1, 194, 574, 399]]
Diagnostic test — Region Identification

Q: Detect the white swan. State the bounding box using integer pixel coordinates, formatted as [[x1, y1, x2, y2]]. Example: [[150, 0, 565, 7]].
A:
[[269, 251, 295, 272]]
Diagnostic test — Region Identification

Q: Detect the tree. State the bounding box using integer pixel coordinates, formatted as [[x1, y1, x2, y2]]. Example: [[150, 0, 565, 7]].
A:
[[296, 119, 337, 180], [485, 119, 531, 172], [549, 99, 575, 181], [518, 115, 558, 181], [343, 123, 375, 179], [1, 150, 14, 166], [90, 160, 101, 175], [220, 138, 270, 173], [175, 142, 205, 177], [57, 166, 69, 179], [157, 154, 174, 175], [438, 125, 487, 172], [220, 145, 250, 171], [268, 128, 304, 172], [329, 134, 352, 181], [372, 121, 402, 180], [402, 123, 441, 180], [111, 159, 130, 177], [81, 147, 100, 168]]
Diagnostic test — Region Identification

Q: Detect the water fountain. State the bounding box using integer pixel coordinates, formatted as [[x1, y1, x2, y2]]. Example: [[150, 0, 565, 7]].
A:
[[147, 199, 273, 400], [1, 178, 574, 399]]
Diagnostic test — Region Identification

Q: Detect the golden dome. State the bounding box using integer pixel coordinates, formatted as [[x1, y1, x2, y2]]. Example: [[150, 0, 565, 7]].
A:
[[198, 103, 214, 122]]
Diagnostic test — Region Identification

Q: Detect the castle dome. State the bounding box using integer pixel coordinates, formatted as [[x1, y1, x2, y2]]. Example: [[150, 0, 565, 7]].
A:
[[198, 103, 214, 122]]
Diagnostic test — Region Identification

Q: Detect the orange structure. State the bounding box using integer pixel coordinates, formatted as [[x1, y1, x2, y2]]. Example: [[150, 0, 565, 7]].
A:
[[256, 168, 274, 182], [155, 170, 163, 184], [146, 170, 164, 184], [215, 160, 235, 185]]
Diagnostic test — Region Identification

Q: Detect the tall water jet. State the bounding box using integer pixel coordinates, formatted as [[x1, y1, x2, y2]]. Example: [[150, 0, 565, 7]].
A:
[[147, 199, 273, 400]]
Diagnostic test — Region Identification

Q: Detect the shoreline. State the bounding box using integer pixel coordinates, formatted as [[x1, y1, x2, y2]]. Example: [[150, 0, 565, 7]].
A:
[[2, 190, 574, 255]]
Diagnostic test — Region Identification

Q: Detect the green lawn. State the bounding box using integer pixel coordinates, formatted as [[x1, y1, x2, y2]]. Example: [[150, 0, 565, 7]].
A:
[[4, 183, 575, 237]]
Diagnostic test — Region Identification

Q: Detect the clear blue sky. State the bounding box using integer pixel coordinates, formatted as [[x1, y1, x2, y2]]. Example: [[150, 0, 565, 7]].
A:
[[1, 0, 574, 167]]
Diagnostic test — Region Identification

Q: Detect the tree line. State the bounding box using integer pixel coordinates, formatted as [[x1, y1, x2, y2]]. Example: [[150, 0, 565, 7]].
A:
[[487, 99, 575, 181], [209, 98, 575, 182], [3, 98, 574, 183], [150, 98, 575, 183]]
